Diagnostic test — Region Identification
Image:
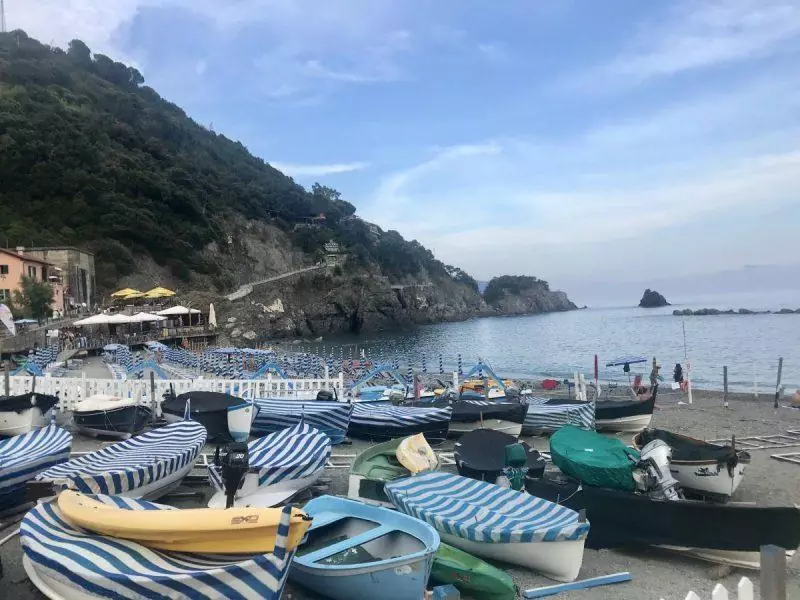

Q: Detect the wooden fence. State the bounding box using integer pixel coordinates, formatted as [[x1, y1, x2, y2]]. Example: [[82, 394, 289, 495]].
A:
[[678, 578, 753, 600]]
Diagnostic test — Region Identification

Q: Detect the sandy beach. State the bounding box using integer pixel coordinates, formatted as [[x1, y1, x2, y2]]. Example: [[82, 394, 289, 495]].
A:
[[3, 387, 800, 599]]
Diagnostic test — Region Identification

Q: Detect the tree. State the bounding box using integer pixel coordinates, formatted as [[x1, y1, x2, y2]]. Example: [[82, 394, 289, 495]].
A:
[[13, 276, 54, 321]]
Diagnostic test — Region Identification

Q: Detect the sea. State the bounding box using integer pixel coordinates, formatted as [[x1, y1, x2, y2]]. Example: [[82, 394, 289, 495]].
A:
[[293, 290, 800, 392]]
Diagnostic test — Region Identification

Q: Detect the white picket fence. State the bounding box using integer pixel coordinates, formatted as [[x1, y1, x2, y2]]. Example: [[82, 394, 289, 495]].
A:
[[5, 373, 346, 412], [666, 578, 753, 600]]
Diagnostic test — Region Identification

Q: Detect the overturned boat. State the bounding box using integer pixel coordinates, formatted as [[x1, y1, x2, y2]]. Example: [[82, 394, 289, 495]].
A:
[[348, 403, 451, 444], [454, 428, 544, 484], [208, 422, 331, 508], [0, 392, 59, 436], [73, 394, 152, 439], [161, 390, 241, 441], [634, 428, 750, 500]]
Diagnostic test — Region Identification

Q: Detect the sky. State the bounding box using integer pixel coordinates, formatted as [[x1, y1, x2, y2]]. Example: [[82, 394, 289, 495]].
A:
[[9, 0, 800, 298]]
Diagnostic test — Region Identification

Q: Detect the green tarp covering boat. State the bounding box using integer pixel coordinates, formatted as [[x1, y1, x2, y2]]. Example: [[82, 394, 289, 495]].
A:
[[430, 543, 516, 600], [550, 425, 641, 491]]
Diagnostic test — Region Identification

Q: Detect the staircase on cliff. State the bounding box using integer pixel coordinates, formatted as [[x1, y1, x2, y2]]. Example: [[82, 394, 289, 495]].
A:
[[226, 264, 326, 301]]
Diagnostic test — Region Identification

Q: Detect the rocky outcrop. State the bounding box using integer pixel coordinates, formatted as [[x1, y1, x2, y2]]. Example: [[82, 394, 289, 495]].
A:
[[674, 307, 800, 316], [482, 276, 577, 316], [639, 289, 670, 308]]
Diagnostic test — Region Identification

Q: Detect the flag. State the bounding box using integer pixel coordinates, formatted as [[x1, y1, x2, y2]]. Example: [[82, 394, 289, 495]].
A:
[[0, 304, 15, 336]]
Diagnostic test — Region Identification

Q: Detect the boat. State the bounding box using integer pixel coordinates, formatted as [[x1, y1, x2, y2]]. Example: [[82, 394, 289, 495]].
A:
[[0, 392, 60, 436], [289, 495, 440, 600], [227, 399, 258, 442], [208, 422, 331, 508], [446, 399, 527, 438], [0, 425, 72, 512], [595, 386, 658, 433], [35, 420, 206, 499], [454, 428, 545, 484], [21, 494, 304, 600], [524, 472, 800, 569], [348, 403, 452, 444], [634, 428, 750, 500], [521, 396, 595, 435], [56, 489, 312, 553], [161, 390, 241, 441], [252, 398, 352, 444], [430, 543, 517, 600], [348, 434, 440, 506], [386, 471, 590, 582], [73, 394, 152, 439]]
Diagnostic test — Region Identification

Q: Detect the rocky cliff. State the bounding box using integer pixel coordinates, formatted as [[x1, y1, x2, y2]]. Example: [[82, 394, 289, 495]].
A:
[[639, 289, 670, 308]]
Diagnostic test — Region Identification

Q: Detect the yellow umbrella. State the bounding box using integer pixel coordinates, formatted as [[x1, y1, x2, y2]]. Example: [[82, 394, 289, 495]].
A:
[[111, 288, 141, 298], [122, 291, 146, 299], [143, 287, 176, 299]]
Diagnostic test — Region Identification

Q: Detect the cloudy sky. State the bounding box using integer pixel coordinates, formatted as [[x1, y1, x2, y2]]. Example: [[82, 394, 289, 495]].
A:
[[10, 0, 800, 292]]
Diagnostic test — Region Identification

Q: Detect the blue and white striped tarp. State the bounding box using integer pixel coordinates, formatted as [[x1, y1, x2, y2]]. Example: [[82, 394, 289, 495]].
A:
[[0, 425, 72, 511], [522, 397, 595, 434], [20, 494, 296, 600], [36, 421, 207, 495], [210, 423, 331, 490], [252, 399, 352, 444], [386, 471, 590, 544], [350, 403, 452, 431]]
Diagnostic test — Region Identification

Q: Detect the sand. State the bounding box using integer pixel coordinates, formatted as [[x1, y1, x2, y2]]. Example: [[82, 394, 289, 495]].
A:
[[3, 387, 800, 599]]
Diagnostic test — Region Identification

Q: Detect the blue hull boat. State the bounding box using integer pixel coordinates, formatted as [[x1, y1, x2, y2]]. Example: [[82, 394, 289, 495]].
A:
[[290, 495, 440, 600]]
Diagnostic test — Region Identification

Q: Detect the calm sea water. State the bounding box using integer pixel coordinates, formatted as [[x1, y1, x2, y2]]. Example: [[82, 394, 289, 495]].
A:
[[297, 291, 800, 392]]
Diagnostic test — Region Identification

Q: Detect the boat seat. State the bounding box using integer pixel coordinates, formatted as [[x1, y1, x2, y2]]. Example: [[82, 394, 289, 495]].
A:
[[306, 510, 347, 531], [301, 524, 394, 564]]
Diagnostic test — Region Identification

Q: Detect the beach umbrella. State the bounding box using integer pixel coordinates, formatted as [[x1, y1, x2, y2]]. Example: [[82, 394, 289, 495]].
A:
[[209, 303, 217, 329], [0, 304, 15, 336], [73, 314, 112, 326], [143, 286, 176, 299], [156, 305, 201, 316], [121, 291, 146, 300], [111, 288, 141, 298], [130, 312, 168, 322]]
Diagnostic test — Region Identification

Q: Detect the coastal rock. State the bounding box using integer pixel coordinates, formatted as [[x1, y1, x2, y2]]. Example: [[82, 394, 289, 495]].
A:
[[242, 330, 257, 340], [778, 308, 795, 314], [482, 276, 577, 315], [673, 309, 693, 316], [738, 308, 754, 314], [639, 289, 670, 308]]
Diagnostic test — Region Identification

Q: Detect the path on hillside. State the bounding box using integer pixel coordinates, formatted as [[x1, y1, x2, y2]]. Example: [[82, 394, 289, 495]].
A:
[[226, 264, 325, 301]]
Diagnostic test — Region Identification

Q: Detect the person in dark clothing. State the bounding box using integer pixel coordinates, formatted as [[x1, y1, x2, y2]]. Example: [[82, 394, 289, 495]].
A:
[[673, 363, 684, 383]]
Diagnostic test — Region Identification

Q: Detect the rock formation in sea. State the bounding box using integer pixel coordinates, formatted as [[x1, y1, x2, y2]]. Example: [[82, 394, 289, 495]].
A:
[[639, 289, 670, 308]]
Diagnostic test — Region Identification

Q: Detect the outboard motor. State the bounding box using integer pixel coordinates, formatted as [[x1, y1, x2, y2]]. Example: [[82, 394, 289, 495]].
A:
[[214, 442, 249, 508], [637, 439, 682, 501], [316, 390, 335, 402]]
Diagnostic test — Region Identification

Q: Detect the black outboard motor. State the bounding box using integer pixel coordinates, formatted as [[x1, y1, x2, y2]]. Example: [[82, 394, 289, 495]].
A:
[[316, 390, 335, 402], [215, 442, 249, 508]]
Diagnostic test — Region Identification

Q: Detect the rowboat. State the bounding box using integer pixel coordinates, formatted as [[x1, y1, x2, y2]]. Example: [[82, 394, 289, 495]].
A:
[[446, 400, 526, 438], [226, 399, 258, 442], [386, 471, 589, 582], [521, 396, 595, 435], [290, 495, 439, 600], [595, 386, 657, 433], [0, 392, 59, 436], [252, 398, 352, 444], [35, 420, 206, 499], [21, 494, 304, 599], [454, 428, 545, 484], [430, 543, 517, 600], [73, 394, 152, 439], [348, 403, 451, 444], [208, 423, 331, 508], [0, 425, 71, 512], [634, 428, 750, 500]]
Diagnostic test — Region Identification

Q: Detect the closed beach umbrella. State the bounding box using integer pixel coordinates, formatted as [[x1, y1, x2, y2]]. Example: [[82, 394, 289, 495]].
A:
[[209, 303, 217, 329]]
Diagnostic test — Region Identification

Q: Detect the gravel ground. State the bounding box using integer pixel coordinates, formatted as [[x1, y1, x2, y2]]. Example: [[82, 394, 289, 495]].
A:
[[3, 388, 800, 599]]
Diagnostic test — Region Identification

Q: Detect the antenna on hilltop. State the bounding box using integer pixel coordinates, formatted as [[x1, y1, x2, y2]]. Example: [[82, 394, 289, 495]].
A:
[[1, 0, 6, 33]]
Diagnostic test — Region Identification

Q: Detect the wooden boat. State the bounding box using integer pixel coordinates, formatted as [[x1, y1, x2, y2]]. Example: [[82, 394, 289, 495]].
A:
[[226, 399, 258, 442], [386, 471, 589, 582], [0, 392, 59, 436], [21, 494, 303, 600], [521, 396, 594, 435], [252, 398, 352, 444], [73, 394, 152, 439], [634, 428, 750, 500], [289, 495, 439, 600], [446, 400, 526, 438], [430, 543, 517, 600], [0, 425, 71, 512], [595, 386, 657, 432], [348, 435, 440, 506], [348, 403, 451, 444], [208, 423, 331, 508], [454, 428, 545, 484], [524, 472, 800, 569], [35, 420, 206, 500], [161, 390, 240, 441]]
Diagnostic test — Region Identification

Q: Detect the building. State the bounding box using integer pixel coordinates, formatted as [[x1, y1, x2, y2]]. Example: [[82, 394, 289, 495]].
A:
[[24, 246, 95, 309], [0, 247, 65, 313], [323, 241, 343, 269]]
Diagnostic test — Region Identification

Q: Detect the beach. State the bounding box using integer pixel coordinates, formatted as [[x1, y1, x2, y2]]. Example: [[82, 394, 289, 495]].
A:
[[3, 387, 800, 599]]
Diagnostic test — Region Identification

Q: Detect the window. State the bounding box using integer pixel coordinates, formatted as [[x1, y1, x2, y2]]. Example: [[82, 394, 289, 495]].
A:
[[0, 289, 9, 301], [0, 265, 8, 275], [28, 265, 36, 278]]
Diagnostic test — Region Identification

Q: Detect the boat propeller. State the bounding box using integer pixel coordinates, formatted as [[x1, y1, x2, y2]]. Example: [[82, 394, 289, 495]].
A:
[[215, 442, 250, 509]]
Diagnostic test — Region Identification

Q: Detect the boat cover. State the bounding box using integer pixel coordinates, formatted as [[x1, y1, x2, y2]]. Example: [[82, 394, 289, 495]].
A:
[[74, 394, 138, 412], [350, 403, 452, 431], [636, 428, 736, 463], [252, 398, 352, 444], [210, 423, 331, 489], [0, 392, 59, 415], [162, 391, 240, 414], [20, 495, 297, 600], [0, 425, 72, 510], [386, 471, 589, 544], [36, 421, 207, 495], [454, 429, 544, 479], [523, 396, 595, 433], [550, 425, 640, 491]]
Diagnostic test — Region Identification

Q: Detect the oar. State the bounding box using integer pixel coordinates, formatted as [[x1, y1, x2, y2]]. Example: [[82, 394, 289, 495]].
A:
[[523, 572, 632, 598]]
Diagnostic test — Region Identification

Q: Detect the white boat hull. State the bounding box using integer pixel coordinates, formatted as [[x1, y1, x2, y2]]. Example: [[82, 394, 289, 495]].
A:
[[439, 532, 585, 582], [449, 419, 522, 438], [227, 402, 257, 443], [658, 546, 795, 570], [209, 470, 323, 508], [25, 554, 97, 600], [0, 407, 51, 437], [669, 460, 747, 499], [595, 413, 653, 433]]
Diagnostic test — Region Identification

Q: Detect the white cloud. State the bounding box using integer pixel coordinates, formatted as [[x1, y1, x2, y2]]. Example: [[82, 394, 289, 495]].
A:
[[270, 161, 369, 177]]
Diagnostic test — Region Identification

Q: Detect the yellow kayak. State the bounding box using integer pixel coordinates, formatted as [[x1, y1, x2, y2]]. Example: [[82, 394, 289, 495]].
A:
[[57, 490, 312, 554], [396, 433, 439, 474]]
